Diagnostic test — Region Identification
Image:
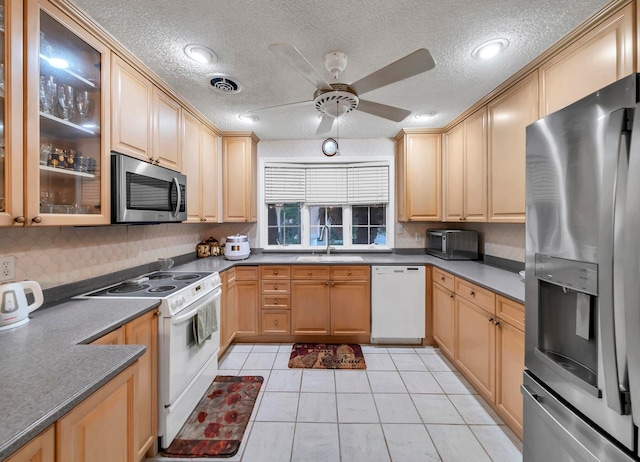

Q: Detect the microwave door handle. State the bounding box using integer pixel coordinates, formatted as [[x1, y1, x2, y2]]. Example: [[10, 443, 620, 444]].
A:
[[624, 103, 640, 420], [598, 107, 629, 415], [171, 177, 181, 217]]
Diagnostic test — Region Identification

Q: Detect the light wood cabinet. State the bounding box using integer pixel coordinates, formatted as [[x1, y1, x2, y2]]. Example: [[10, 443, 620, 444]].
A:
[[539, 3, 634, 117], [496, 314, 525, 439], [183, 111, 218, 223], [395, 131, 442, 221], [220, 268, 237, 354], [432, 280, 455, 358], [330, 279, 370, 335], [125, 310, 158, 461], [443, 108, 487, 222], [487, 71, 538, 223], [455, 295, 496, 401], [235, 266, 259, 336], [262, 310, 290, 334], [57, 363, 136, 462], [260, 265, 291, 335], [6, 426, 55, 462], [152, 88, 181, 171], [90, 326, 125, 345], [222, 134, 258, 222], [291, 279, 332, 335], [111, 54, 152, 160]]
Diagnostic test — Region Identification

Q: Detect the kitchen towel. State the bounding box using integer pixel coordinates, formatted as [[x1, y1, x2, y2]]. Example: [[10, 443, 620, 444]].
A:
[[193, 298, 218, 345]]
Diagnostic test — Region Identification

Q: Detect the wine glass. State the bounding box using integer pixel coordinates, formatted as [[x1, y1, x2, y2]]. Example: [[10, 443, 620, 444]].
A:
[[57, 85, 74, 120], [76, 90, 90, 124], [44, 77, 57, 115]]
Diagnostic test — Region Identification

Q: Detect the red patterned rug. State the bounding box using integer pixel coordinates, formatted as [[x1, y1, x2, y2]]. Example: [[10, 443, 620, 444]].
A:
[[288, 343, 366, 369], [164, 375, 263, 458]]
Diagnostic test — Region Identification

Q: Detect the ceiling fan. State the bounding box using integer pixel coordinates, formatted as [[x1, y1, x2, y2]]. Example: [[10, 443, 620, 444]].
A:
[[250, 44, 436, 134]]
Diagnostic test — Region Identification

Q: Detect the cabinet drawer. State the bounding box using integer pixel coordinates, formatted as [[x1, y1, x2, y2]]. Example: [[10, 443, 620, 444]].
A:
[[455, 277, 495, 314], [331, 265, 370, 280], [236, 266, 259, 280], [225, 267, 236, 284], [291, 265, 331, 280], [260, 265, 291, 279], [262, 295, 291, 309], [262, 310, 290, 334], [261, 280, 291, 295], [433, 267, 455, 292], [496, 295, 525, 331]]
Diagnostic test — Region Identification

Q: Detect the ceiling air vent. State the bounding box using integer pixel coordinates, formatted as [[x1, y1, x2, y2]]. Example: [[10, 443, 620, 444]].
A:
[[209, 75, 241, 94]]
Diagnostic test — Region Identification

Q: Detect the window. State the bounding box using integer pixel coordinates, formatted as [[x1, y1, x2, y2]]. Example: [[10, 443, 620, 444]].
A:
[[263, 162, 392, 249]]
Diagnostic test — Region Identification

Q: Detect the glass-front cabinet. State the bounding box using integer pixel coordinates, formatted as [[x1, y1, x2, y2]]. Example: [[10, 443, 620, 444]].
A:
[[24, 0, 109, 226]]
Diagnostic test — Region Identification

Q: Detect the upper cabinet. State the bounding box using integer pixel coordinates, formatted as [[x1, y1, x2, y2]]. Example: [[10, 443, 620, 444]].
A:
[[24, 0, 110, 226], [487, 71, 538, 223], [222, 133, 258, 222], [152, 87, 181, 171], [443, 107, 487, 222], [539, 3, 634, 117], [396, 131, 442, 222]]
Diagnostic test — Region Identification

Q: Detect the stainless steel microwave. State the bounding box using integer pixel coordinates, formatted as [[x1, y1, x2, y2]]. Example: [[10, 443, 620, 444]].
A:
[[426, 229, 478, 260], [111, 152, 187, 224]]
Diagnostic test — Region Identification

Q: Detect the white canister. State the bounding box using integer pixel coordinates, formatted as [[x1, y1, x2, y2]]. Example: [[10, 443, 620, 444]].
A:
[[224, 234, 250, 260]]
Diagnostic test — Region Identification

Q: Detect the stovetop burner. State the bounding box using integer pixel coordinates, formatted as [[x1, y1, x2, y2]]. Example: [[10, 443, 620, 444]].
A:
[[82, 271, 214, 298]]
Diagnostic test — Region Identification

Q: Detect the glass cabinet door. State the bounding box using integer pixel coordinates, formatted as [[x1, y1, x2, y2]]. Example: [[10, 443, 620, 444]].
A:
[[26, 0, 109, 226]]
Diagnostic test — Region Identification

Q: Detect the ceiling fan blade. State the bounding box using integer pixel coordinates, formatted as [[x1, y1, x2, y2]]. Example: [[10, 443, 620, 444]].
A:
[[269, 43, 332, 91], [351, 48, 436, 95], [356, 100, 411, 122], [316, 114, 335, 134], [248, 100, 312, 113]]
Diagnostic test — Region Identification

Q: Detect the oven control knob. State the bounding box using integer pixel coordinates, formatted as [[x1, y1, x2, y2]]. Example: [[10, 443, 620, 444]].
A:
[[179, 296, 186, 306]]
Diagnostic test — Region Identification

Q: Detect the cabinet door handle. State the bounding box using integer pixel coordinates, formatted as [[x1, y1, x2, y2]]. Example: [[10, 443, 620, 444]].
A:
[[331, 282, 335, 286], [274, 270, 278, 275], [274, 285, 278, 290], [450, 294, 454, 299], [348, 271, 352, 275], [274, 299, 278, 305], [495, 320, 500, 326], [31, 216, 43, 224], [441, 277, 445, 282], [14, 216, 26, 224], [325, 281, 329, 286], [308, 271, 312, 275], [488, 317, 494, 323], [470, 291, 476, 297]]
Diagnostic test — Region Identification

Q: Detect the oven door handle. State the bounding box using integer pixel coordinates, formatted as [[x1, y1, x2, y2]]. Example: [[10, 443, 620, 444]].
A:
[[171, 177, 181, 217], [171, 289, 221, 325]]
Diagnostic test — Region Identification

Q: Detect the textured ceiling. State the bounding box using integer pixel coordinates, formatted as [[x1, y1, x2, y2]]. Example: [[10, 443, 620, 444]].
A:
[[70, 0, 610, 139]]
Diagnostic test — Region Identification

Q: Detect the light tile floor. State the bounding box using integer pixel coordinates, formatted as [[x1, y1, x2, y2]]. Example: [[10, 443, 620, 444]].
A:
[[149, 343, 522, 462]]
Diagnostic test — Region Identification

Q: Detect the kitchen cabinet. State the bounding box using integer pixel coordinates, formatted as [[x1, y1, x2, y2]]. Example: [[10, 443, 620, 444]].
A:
[[539, 3, 633, 117], [151, 87, 181, 171], [443, 108, 487, 222], [220, 269, 237, 355], [125, 310, 158, 461], [432, 269, 455, 358], [395, 130, 442, 221], [235, 266, 259, 336], [183, 111, 218, 223], [260, 265, 291, 335], [57, 363, 136, 462], [90, 325, 125, 345], [487, 71, 538, 223], [23, 0, 110, 227], [6, 426, 54, 462], [291, 265, 370, 336], [222, 134, 258, 222]]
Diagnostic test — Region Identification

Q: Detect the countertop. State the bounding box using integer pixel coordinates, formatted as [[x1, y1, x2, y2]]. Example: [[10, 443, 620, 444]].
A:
[[0, 298, 159, 461], [176, 253, 525, 303], [0, 252, 523, 459]]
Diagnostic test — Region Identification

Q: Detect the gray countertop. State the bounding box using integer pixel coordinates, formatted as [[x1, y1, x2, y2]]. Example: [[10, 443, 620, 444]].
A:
[[176, 252, 525, 303], [0, 298, 159, 461], [0, 252, 523, 460]]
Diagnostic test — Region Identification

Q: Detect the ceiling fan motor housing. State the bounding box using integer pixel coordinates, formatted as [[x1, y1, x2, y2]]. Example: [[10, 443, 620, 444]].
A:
[[313, 84, 359, 118]]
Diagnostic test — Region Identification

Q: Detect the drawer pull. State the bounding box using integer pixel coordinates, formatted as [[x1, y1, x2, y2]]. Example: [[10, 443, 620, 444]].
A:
[[274, 285, 278, 290], [274, 299, 278, 305], [308, 271, 312, 275], [348, 271, 352, 275], [274, 270, 278, 275], [274, 319, 279, 326]]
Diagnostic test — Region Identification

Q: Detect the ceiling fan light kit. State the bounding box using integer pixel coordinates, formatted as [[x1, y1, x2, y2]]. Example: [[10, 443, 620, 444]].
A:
[[324, 51, 348, 78]]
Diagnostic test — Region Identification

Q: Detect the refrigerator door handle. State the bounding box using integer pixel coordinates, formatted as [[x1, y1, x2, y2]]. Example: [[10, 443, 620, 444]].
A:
[[598, 108, 630, 415], [624, 103, 640, 423]]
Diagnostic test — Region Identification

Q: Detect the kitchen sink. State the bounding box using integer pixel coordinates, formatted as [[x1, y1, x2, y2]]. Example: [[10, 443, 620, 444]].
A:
[[295, 255, 365, 262]]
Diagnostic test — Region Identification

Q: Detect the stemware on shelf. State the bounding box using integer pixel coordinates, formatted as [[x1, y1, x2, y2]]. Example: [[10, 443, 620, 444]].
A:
[[57, 84, 73, 121]]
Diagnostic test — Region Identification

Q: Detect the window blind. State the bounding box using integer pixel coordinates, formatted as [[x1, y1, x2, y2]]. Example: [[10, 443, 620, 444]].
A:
[[264, 167, 306, 202], [347, 165, 389, 204], [305, 167, 348, 204]]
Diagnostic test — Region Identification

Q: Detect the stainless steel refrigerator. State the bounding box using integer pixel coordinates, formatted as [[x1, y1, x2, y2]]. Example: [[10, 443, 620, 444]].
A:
[[525, 73, 640, 461]]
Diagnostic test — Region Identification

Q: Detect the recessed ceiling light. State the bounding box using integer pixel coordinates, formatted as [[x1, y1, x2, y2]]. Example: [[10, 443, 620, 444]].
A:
[[239, 114, 259, 122], [471, 38, 509, 60], [184, 44, 217, 64], [415, 111, 437, 120]]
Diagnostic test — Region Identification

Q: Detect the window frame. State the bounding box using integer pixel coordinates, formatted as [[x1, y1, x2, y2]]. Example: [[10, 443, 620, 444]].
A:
[[259, 157, 395, 251]]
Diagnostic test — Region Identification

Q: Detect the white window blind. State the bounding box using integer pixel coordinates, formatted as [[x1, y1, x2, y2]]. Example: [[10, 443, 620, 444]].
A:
[[347, 165, 389, 204], [305, 167, 348, 204], [264, 167, 306, 202]]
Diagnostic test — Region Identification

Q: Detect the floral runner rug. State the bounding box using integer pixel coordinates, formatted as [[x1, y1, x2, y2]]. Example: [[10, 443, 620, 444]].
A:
[[164, 375, 263, 458], [288, 343, 366, 369]]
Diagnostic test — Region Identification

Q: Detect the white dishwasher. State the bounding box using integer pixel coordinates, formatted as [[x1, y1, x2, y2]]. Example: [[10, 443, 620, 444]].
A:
[[371, 265, 426, 344]]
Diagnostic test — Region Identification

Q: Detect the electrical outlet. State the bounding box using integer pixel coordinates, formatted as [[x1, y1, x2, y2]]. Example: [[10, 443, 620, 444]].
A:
[[396, 224, 404, 234], [415, 232, 422, 242], [0, 256, 15, 282]]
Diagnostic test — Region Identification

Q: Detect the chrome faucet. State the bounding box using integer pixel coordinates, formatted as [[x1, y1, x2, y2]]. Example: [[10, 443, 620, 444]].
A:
[[318, 225, 333, 255]]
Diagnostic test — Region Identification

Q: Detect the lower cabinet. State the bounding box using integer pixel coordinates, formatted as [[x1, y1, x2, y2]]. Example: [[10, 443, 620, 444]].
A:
[[291, 279, 331, 335], [57, 363, 136, 462], [260, 266, 291, 335], [432, 282, 455, 358], [330, 279, 370, 335], [220, 268, 237, 354], [235, 267, 259, 336], [6, 426, 55, 462]]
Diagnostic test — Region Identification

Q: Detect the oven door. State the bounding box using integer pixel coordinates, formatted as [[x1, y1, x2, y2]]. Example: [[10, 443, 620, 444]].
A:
[[161, 288, 221, 407]]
